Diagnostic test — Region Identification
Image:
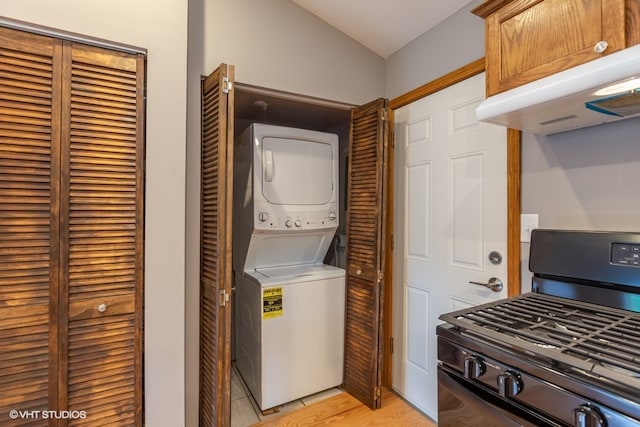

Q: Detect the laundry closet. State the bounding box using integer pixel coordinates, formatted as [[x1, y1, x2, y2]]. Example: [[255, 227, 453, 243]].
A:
[[199, 64, 390, 424], [232, 88, 350, 411]]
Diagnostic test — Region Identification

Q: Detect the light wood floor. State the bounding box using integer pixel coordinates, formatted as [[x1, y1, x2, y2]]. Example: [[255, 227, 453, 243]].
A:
[[252, 388, 436, 426]]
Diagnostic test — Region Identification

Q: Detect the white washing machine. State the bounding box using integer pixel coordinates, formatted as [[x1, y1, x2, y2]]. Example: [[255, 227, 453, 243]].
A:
[[235, 264, 345, 410], [232, 124, 345, 410]]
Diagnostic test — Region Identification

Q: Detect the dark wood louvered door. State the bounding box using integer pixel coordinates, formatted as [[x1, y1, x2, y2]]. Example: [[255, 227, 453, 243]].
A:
[[343, 98, 389, 409], [199, 64, 234, 427], [0, 26, 145, 426], [0, 27, 61, 426], [58, 42, 145, 426]]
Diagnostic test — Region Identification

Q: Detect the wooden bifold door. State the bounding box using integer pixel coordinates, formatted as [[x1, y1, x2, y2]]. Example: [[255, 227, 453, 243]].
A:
[[0, 26, 145, 426]]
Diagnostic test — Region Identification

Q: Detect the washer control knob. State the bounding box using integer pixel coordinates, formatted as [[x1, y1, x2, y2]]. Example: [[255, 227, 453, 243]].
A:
[[258, 212, 268, 222], [285, 219, 292, 228], [497, 371, 523, 398], [294, 220, 302, 227], [328, 211, 337, 221], [463, 355, 485, 380]]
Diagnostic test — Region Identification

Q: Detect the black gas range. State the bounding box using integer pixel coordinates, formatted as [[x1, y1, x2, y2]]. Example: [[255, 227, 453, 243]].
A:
[[437, 230, 640, 426]]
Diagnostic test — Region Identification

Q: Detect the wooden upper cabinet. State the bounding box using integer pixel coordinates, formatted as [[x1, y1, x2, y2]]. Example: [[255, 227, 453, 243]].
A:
[[473, 0, 632, 96]]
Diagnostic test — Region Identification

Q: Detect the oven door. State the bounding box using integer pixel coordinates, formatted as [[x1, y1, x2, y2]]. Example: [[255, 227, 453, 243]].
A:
[[438, 366, 562, 427]]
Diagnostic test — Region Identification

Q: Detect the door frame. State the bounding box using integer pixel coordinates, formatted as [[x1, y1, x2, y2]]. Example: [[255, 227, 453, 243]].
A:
[[383, 57, 521, 386]]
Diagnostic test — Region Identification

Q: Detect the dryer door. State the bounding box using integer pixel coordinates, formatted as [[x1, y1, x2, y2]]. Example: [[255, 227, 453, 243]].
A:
[[261, 137, 334, 205]]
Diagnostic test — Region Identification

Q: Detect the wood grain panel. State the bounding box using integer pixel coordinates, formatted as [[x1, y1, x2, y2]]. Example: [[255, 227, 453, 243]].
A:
[[343, 98, 388, 409], [60, 41, 144, 426], [507, 129, 521, 297], [627, 0, 640, 46], [499, 0, 603, 76], [200, 64, 234, 427], [0, 27, 59, 426]]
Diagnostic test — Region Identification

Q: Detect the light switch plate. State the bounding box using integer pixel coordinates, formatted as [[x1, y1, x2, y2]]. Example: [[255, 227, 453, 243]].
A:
[[520, 214, 539, 243]]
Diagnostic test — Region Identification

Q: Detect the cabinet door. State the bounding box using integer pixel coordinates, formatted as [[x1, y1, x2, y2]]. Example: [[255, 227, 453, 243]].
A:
[[481, 0, 625, 95], [59, 41, 145, 425]]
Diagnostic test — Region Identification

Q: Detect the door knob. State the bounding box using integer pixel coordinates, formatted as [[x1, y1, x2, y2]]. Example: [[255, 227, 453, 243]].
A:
[[469, 277, 503, 292]]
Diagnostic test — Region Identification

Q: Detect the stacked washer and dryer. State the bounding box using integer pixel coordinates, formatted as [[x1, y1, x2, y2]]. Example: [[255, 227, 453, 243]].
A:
[[232, 123, 345, 411]]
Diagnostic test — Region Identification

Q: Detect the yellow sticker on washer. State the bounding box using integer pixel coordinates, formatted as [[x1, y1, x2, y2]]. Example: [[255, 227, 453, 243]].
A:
[[263, 287, 283, 319]]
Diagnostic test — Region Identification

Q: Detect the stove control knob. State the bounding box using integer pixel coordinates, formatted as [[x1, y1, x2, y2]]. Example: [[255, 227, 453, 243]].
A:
[[328, 211, 337, 221], [463, 356, 485, 379], [294, 219, 302, 227], [497, 371, 523, 398], [574, 404, 606, 427], [258, 212, 269, 222], [285, 219, 293, 228]]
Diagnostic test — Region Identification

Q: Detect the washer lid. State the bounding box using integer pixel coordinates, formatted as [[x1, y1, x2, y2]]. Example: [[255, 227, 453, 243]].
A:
[[248, 264, 345, 285]]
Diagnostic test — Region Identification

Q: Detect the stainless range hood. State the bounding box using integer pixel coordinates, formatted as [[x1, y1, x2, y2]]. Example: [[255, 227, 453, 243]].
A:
[[476, 44, 640, 135]]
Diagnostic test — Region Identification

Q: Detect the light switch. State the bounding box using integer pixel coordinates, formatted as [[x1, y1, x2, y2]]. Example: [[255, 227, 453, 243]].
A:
[[520, 214, 539, 243]]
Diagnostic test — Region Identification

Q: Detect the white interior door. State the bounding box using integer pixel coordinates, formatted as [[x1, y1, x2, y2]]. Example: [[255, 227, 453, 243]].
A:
[[392, 72, 507, 420]]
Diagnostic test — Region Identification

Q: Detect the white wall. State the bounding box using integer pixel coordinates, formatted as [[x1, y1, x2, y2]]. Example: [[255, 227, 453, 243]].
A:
[[185, 1, 385, 425], [520, 118, 640, 288], [198, 0, 385, 104], [385, 0, 485, 99], [0, 2, 188, 426]]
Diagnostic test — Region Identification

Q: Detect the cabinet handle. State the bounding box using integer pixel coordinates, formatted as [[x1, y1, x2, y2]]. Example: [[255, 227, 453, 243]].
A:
[[97, 303, 108, 313], [594, 41, 608, 54]]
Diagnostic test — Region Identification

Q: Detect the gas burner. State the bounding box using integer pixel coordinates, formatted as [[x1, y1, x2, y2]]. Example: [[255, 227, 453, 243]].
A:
[[514, 320, 588, 350], [515, 333, 559, 349]]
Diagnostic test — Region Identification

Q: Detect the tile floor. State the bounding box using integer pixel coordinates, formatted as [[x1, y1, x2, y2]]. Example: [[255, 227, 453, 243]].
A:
[[231, 364, 344, 426]]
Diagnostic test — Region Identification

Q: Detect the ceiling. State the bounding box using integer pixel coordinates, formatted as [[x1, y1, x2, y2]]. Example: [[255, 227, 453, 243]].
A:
[[290, 0, 476, 58]]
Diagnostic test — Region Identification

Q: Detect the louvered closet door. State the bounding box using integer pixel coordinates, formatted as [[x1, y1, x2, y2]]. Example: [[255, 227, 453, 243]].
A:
[[343, 98, 389, 409], [199, 64, 234, 427], [0, 28, 61, 426], [59, 42, 144, 426]]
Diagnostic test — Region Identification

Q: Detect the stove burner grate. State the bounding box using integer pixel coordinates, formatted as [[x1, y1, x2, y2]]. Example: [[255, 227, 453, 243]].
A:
[[442, 293, 640, 383]]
